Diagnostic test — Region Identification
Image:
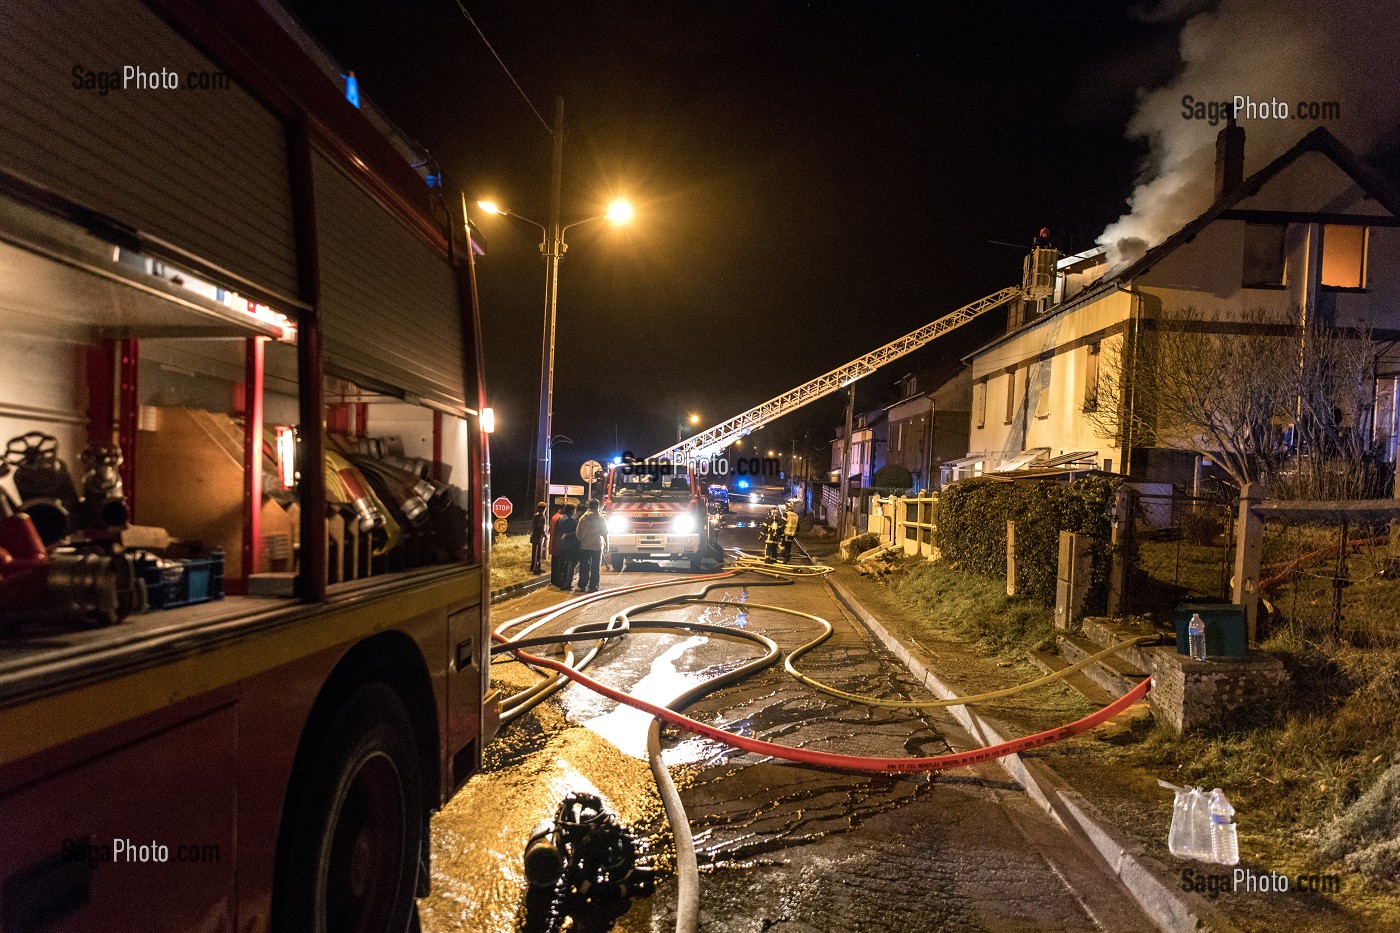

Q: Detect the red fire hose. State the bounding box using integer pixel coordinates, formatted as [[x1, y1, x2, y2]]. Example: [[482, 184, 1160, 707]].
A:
[[496, 629, 1151, 773]]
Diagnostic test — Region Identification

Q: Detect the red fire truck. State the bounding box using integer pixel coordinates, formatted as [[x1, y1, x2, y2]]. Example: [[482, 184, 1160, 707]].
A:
[[0, 2, 495, 930], [603, 461, 715, 572]]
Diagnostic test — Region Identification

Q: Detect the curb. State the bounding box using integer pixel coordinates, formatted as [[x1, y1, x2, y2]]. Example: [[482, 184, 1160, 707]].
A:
[[490, 574, 550, 605], [825, 575, 1242, 933]]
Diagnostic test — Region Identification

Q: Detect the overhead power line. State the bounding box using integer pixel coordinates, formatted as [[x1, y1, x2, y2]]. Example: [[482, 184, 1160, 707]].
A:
[[453, 0, 552, 135]]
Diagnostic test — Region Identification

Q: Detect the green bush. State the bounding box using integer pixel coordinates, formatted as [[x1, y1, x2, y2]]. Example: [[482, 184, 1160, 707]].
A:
[[934, 475, 1120, 606], [873, 464, 914, 491]]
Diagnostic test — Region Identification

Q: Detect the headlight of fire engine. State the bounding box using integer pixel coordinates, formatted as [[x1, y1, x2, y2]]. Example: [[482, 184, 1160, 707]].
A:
[[749, 493, 759, 503], [670, 513, 697, 534], [607, 514, 629, 534]]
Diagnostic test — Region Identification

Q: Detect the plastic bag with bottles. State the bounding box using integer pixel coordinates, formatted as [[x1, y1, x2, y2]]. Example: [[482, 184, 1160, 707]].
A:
[[1160, 781, 1238, 865]]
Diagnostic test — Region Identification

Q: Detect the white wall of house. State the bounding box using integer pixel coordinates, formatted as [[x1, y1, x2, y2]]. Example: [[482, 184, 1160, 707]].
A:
[[967, 288, 1132, 470]]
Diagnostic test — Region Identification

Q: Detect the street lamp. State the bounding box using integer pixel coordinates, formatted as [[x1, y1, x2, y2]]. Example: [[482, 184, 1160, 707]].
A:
[[677, 412, 700, 444], [477, 196, 633, 506]]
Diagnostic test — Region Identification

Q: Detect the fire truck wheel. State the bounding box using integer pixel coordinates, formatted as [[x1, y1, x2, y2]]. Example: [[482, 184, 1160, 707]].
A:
[[275, 683, 424, 933], [611, 553, 624, 572]]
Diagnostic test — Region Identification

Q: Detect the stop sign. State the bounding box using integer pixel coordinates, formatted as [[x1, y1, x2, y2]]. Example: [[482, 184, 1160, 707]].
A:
[[491, 497, 513, 519]]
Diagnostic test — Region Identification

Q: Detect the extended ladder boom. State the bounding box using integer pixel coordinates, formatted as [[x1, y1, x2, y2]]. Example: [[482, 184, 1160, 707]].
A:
[[650, 285, 1024, 462]]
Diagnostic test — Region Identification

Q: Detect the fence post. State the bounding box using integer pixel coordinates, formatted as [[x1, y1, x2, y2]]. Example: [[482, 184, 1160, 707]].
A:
[[1232, 482, 1264, 645], [1106, 485, 1136, 616], [1055, 531, 1092, 629], [917, 495, 926, 557]]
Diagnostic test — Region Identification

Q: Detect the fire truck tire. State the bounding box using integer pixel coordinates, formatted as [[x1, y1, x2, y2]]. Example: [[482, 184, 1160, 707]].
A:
[[611, 553, 624, 572], [274, 683, 424, 933]]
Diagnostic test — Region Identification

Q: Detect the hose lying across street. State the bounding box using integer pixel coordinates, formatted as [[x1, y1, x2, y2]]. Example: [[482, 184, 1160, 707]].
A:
[[490, 555, 1154, 933]]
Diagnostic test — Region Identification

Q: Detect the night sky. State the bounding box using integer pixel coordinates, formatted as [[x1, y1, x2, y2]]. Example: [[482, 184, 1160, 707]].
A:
[[284, 0, 1191, 503]]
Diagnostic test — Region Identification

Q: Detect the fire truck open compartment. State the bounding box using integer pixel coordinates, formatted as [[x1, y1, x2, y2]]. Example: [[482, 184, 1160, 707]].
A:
[[0, 184, 480, 638], [0, 187, 302, 630]]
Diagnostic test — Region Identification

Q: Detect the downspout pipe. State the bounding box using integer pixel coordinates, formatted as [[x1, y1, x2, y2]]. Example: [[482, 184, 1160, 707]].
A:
[[1114, 283, 1145, 475]]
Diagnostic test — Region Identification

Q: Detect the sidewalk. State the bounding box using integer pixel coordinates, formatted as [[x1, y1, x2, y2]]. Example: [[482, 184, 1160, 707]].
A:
[[821, 557, 1391, 933]]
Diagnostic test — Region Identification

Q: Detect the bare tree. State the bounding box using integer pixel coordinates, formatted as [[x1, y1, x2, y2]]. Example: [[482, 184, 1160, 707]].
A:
[[1087, 306, 1386, 498]]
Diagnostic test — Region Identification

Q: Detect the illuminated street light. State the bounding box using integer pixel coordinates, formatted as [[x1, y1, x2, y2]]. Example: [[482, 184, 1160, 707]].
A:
[[606, 198, 635, 224], [678, 411, 701, 443], [476, 187, 637, 505]]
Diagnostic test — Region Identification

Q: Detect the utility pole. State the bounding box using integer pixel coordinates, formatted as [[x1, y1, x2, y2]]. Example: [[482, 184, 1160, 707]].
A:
[[837, 384, 855, 540], [529, 96, 566, 507]]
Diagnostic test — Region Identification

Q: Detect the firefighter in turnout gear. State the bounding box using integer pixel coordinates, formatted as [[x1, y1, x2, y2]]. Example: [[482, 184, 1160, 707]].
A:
[[780, 505, 799, 563], [761, 507, 783, 563]]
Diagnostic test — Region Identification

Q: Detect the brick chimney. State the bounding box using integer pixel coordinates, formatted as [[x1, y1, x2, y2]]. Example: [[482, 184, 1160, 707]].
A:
[[1214, 114, 1245, 200]]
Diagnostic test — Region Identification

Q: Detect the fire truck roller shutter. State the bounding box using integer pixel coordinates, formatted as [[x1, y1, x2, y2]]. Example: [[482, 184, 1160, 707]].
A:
[[0, 0, 300, 306], [310, 151, 469, 415]]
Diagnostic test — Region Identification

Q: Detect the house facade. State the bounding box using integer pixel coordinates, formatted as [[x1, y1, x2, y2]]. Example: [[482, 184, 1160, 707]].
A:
[[957, 126, 1400, 488], [883, 368, 972, 491]]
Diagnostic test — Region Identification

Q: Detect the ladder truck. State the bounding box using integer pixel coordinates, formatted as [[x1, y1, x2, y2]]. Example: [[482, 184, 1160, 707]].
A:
[[648, 243, 1058, 467]]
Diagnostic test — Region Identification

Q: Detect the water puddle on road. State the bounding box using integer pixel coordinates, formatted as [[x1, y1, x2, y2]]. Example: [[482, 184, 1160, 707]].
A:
[[576, 634, 712, 761]]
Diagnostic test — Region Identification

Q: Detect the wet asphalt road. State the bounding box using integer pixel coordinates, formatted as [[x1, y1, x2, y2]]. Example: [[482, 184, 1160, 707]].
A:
[[420, 521, 1152, 933]]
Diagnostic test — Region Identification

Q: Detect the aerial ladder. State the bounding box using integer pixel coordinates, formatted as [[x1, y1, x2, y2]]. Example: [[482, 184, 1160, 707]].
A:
[[649, 244, 1058, 463]]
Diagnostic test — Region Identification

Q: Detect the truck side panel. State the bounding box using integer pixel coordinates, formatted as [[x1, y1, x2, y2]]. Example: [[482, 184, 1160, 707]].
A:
[[1, 705, 239, 933]]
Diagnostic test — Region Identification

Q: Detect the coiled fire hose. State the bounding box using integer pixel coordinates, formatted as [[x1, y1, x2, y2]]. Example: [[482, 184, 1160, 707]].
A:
[[491, 563, 1154, 933]]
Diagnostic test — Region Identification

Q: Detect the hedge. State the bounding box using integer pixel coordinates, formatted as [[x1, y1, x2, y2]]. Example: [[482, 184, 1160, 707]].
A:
[[934, 475, 1120, 607]]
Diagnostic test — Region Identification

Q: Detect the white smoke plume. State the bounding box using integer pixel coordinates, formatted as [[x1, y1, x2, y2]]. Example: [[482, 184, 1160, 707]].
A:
[[1099, 0, 1400, 269]]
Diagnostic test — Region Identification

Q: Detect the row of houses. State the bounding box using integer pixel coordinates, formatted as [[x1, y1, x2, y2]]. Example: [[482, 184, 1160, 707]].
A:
[[826, 124, 1400, 499]]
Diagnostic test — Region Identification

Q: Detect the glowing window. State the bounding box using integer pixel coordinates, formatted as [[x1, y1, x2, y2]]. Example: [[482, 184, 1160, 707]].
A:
[[1321, 225, 1367, 289]]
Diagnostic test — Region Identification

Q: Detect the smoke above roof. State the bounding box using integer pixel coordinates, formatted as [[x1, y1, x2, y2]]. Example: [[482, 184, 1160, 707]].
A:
[[1098, 0, 1400, 269]]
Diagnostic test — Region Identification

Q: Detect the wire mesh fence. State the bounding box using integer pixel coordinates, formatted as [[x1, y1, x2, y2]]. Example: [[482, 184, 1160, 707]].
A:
[[1123, 491, 1239, 619], [1259, 513, 1400, 647]]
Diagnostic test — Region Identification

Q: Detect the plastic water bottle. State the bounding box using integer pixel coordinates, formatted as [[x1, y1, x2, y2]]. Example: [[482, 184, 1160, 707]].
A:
[[1210, 788, 1239, 865], [1188, 612, 1207, 660]]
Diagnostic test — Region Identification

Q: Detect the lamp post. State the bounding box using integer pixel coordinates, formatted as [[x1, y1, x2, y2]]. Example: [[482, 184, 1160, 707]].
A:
[[677, 412, 700, 444], [477, 172, 633, 505]]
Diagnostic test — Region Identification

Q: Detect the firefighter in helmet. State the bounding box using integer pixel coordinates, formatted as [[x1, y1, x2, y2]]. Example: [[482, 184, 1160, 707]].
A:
[[779, 504, 799, 563], [761, 507, 783, 563]]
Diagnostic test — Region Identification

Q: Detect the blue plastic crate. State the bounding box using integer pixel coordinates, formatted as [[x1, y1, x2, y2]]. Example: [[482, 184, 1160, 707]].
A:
[[137, 551, 225, 610]]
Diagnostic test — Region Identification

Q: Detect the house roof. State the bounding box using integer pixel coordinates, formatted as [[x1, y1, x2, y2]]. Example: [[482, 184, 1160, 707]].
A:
[[965, 127, 1400, 363]]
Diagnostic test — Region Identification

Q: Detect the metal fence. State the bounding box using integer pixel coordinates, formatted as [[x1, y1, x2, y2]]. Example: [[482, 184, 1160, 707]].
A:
[[1121, 490, 1239, 619], [1255, 504, 1400, 647]]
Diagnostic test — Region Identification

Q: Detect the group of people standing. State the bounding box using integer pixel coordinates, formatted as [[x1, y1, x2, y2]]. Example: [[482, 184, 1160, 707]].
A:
[[530, 500, 608, 593], [761, 505, 799, 563]]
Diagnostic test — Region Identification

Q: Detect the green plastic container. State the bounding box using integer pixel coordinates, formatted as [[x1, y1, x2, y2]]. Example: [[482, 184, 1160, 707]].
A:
[[1174, 603, 1247, 658]]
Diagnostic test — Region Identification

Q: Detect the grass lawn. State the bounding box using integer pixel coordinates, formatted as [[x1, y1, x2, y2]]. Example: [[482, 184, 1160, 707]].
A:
[[871, 556, 1400, 926], [490, 534, 540, 592]]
